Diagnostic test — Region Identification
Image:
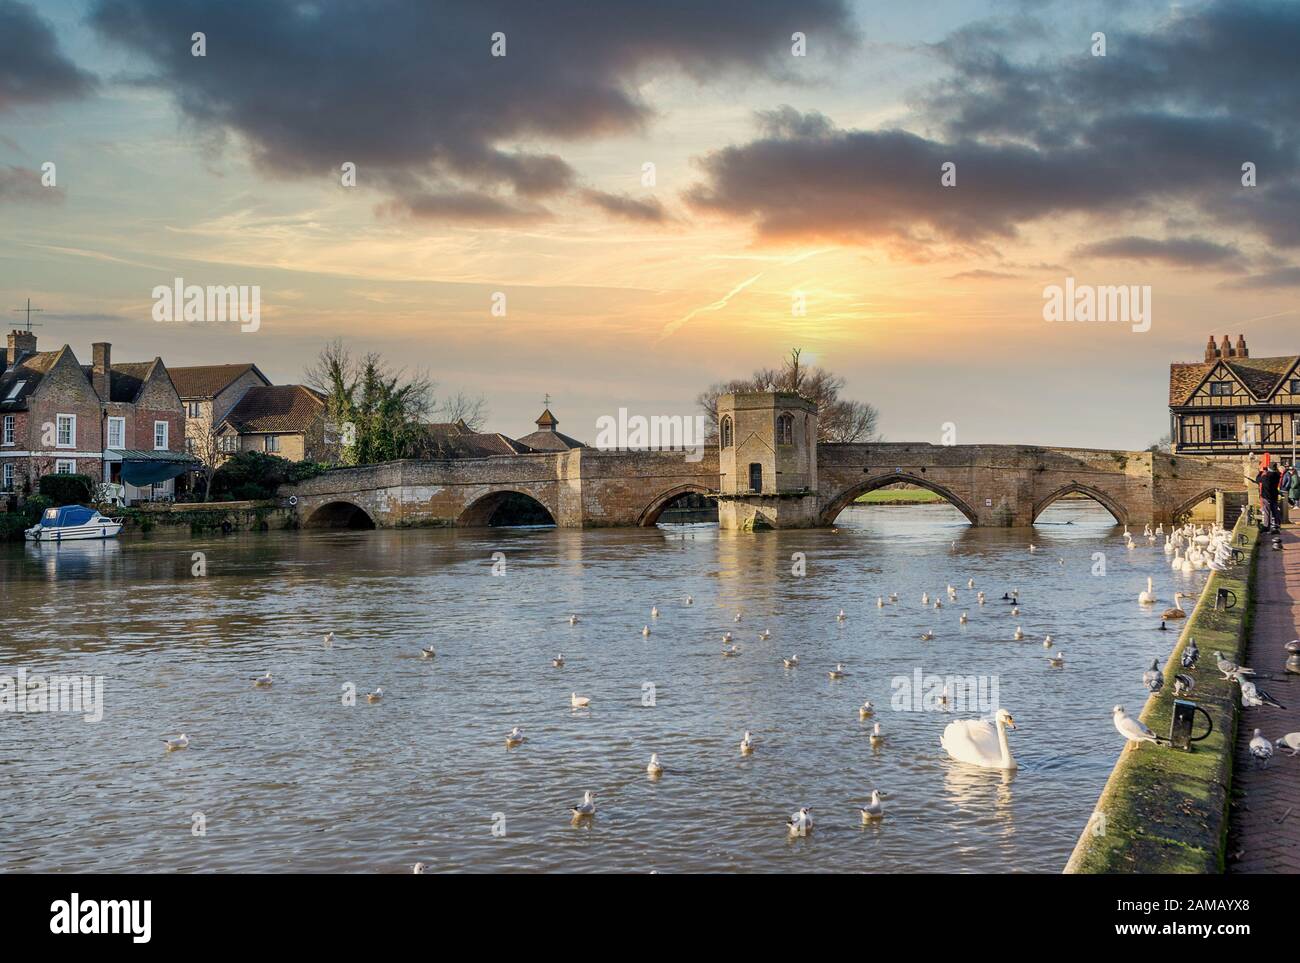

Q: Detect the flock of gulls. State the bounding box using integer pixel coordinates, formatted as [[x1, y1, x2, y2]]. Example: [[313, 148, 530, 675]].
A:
[[157, 518, 1297, 864]]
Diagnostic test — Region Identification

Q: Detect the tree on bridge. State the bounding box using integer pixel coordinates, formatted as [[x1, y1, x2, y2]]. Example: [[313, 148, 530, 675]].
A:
[[697, 348, 881, 443], [305, 340, 486, 465]]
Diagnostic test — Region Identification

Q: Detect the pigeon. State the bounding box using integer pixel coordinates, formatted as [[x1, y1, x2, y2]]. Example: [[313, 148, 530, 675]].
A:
[[1142, 659, 1164, 692], [1239, 679, 1286, 709], [1113, 705, 1159, 750], [1181, 639, 1199, 669], [1215, 652, 1255, 681], [1274, 732, 1300, 756], [1249, 729, 1273, 768], [1173, 673, 1195, 696]]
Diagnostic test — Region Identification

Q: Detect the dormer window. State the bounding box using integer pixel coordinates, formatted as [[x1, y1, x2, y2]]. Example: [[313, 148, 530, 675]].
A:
[[719, 415, 733, 448], [1208, 381, 1232, 396]]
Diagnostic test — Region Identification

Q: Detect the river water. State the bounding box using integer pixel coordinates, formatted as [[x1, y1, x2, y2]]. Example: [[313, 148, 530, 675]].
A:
[[0, 501, 1207, 873]]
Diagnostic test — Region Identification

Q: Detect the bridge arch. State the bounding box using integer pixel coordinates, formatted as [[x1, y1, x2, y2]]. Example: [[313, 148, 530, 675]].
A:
[[1031, 482, 1126, 526], [820, 472, 980, 525], [304, 500, 376, 530], [637, 484, 717, 526], [458, 489, 557, 527], [1170, 487, 1221, 524]]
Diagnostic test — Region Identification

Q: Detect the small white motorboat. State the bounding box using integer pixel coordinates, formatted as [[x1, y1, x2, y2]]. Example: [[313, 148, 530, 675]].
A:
[[25, 504, 124, 542]]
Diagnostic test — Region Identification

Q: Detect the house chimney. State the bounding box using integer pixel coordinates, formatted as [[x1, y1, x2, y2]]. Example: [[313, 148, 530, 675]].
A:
[[6, 330, 37, 370], [92, 342, 111, 400], [1204, 335, 1218, 362], [1221, 334, 1233, 359], [1236, 334, 1248, 358]]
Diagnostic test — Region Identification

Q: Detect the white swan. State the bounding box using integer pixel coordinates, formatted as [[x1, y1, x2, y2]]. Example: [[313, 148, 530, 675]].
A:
[[1138, 577, 1156, 605], [941, 708, 1018, 770], [570, 692, 590, 709]]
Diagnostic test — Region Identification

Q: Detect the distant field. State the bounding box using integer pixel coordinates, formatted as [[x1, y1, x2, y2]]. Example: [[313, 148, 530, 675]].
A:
[[854, 488, 944, 505]]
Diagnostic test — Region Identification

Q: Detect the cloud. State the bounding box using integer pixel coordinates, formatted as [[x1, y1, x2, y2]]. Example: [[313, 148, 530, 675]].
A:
[[0, 0, 96, 112], [89, 0, 856, 223], [685, 1, 1300, 259], [0, 165, 64, 203], [579, 189, 674, 224], [1220, 266, 1300, 290], [1072, 235, 1244, 268]]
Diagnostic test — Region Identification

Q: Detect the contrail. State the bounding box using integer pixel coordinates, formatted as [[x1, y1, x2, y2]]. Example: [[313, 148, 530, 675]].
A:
[[658, 272, 763, 341]]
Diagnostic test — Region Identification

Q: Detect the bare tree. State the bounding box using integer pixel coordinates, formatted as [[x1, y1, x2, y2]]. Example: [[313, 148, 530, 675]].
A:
[[187, 420, 230, 502], [697, 348, 881, 443]]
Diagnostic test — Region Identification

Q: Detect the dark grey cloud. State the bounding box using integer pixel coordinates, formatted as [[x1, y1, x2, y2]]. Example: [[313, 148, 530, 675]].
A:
[[0, 0, 96, 111], [579, 189, 673, 224], [687, 1, 1300, 260], [89, 0, 856, 223], [1072, 236, 1244, 268]]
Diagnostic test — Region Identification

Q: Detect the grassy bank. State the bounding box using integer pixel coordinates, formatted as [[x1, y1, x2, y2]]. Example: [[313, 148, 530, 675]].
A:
[[1064, 518, 1259, 873]]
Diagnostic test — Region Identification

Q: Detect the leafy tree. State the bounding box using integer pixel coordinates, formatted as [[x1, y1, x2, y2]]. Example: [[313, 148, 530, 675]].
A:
[[210, 452, 326, 501], [38, 473, 94, 506], [305, 339, 485, 465], [697, 348, 881, 443]]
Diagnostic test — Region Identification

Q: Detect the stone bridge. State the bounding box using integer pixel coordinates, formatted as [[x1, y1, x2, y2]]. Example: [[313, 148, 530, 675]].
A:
[[281, 442, 1247, 530]]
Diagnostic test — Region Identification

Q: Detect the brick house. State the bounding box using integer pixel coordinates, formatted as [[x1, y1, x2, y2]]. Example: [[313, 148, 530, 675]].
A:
[[0, 330, 189, 503], [167, 362, 272, 457], [217, 384, 330, 461]]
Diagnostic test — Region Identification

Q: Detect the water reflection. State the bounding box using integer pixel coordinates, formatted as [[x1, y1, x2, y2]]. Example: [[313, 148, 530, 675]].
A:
[[0, 500, 1206, 873]]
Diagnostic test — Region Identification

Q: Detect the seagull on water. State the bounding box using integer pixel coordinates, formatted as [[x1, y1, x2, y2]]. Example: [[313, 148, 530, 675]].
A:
[[505, 727, 525, 747], [920, 629, 935, 641], [1048, 652, 1065, 668], [1043, 634, 1053, 648], [722, 631, 733, 643], [252, 672, 273, 688], [366, 686, 383, 703], [740, 731, 755, 754], [568, 614, 580, 625], [1249, 729, 1273, 768], [782, 654, 799, 668], [1011, 606, 1020, 616], [1143, 659, 1163, 692], [323, 631, 334, 647], [412, 862, 429, 874], [870, 722, 884, 747], [959, 611, 969, 624], [685, 595, 694, 606], [570, 692, 591, 709], [829, 663, 848, 679], [552, 653, 565, 667], [647, 753, 663, 776], [877, 597, 885, 608], [759, 629, 771, 640], [1013, 626, 1024, 641], [786, 807, 813, 837], [859, 790, 887, 822], [420, 646, 436, 658], [570, 791, 597, 818], [735, 611, 743, 623], [163, 733, 190, 751], [723, 644, 741, 657], [859, 700, 874, 720], [651, 606, 659, 619], [968, 578, 975, 589], [1113, 705, 1158, 751], [837, 609, 847, 622], [642, 625, 651, 637]]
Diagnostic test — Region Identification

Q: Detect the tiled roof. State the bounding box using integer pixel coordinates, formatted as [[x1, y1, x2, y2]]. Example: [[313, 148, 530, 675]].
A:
[[516, 428, 584, 451], [222, 385, 325, 434], [0, 349, 61, 409], [1170, 355, 1300, 405], [80, 360, 157, 403], [417, 422, 536, 457], [168, 363, 268, 399]]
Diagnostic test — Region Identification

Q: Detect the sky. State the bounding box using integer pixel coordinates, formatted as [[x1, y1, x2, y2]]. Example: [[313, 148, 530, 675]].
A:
[[1, 0, 1297, 449]]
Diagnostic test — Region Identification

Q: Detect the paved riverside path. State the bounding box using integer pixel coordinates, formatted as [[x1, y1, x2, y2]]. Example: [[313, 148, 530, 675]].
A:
[[1227, 523, 1300, 873]]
